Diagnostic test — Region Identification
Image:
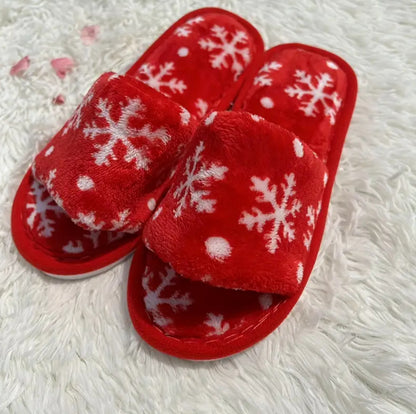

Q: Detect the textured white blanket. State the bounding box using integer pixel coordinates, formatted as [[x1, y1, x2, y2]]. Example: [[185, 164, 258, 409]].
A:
[[1, 0, 415, 412]]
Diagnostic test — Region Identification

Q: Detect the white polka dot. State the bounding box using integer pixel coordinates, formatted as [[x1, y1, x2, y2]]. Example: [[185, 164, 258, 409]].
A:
[[297, 263, 304, 284], [327, 61, 339, 70], [204, 111, 217, 125], [323, 172, 328, 186], [205, 237, 232, 262], [180, 107, 190, 125], [147, 198, 156, 211], [45, 146, 54, 157], [259, 293, 273, 310], [77, 175, 94, 191], [293, 138, 304, 158], [260, 96, 274, 109], [152, 206, 162, 220], [178, 47, 189, 57]]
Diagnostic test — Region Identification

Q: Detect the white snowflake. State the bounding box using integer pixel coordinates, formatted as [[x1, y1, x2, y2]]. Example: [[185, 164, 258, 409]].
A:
[[62, 91, 94, 135], [303, 202, 321, 250], [138, 62, 187, 96], [285, 70, 342, 125], [174, 16, 204, 37], [83, 97, 170, 170], [195, 98, 208, 118], [173, 141, 228, 218], [73, 212, 104, 231], [62, 240, 84, 254], [142, 265, 192, 327], [253, 61, 282, 86], [107, 231, 125, 243], [175, 27, 191, 37], [110, 209, 130, 231], [199, 25, 251, 80], [26, 180, 63, 238], [41, 168, 63, 207], [204, 313, 230, 336], [84, 230, 101, 249], [63, 229, 125, 254], [239, 174, 302, 254]]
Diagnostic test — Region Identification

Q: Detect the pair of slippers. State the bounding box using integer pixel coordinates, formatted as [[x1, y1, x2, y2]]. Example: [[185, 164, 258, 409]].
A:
[[12, 8, 357, 360]]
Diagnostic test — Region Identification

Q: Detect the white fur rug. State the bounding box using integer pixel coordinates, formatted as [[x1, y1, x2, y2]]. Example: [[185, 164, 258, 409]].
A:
[[1, 0, 415, 412]]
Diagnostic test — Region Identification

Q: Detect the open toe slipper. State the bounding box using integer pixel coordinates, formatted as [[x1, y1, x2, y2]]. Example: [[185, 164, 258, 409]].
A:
[[11, 8, 264, 279], [127, 44, 357, 360]]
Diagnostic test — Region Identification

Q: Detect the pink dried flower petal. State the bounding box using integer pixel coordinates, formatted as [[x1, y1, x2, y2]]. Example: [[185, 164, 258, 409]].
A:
[[53, 94, 65, 105], [10, 56, 30, 76], [81, 25, 100, 45], [51, 57, 74, 79]]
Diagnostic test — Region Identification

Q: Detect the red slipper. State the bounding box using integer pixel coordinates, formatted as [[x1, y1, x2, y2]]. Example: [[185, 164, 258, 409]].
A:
[[127, 44, 357, 359], [11, 8, 264, 279]]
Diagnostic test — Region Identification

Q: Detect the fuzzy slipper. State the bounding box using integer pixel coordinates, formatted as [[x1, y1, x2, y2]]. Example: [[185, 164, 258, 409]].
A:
[[127, 44, 357, 360], [11, 8, 264, 279]]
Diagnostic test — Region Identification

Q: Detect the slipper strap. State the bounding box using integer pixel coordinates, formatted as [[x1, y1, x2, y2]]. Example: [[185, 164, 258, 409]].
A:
[[143, 111, 328, 295], [33, 72, 197, 232]]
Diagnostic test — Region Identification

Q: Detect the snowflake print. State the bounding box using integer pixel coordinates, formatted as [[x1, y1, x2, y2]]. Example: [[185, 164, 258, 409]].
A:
[[204, 313, 230, 336], [110, 209, 130, 231], [26, 180, 63, 238], [63, 230, 125, 254], [199, 25, 251, 80], [303, 202, 321, 250], [253, 61, 282, 86], [285, 70, 342, 125], [138, 62, 187, 96], [142, 265, 192, 327], [73, 212, 104, 230], [175, 16, 204, 37], [240, 174, 302, 254], [62, 91, 94, 135], [107, 231, 125, 243], [84, 230, 101, 248], [83, 97, 170, 171], [195, 98, 208, 118], [40, 168, 63, 207], [62, 240, 84, 254], [173, 141, 228, 218]]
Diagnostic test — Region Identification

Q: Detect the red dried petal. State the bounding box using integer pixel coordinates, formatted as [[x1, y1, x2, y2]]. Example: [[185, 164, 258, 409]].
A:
[[10, 56, 30, 76], [51, 57, 74, 79], [53, 94, 65, 105], [81, 25, 100, 45], [81, 25, 100, 46]]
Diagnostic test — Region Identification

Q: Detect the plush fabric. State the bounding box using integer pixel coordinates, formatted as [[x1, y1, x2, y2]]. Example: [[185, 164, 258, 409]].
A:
[[130, 43, 357, 360], [237, 47, 349, 161], [127, 9, 264, 119], [143, 110, 327, 295], [2, 0, 415, 411], [33, 72, 198, 232], [10, 7, 263, 276]]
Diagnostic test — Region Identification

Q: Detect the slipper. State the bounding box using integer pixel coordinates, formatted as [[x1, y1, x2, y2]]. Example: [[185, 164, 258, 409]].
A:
[[11, 8, 264, 279], [127, 44, 357, 359]]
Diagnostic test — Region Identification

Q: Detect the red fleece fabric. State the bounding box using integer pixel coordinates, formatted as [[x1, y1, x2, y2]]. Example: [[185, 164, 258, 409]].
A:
[[11, 7, 264, 277], [127, 11, 263, 120], [33, 72, 198, 232], [236, 47, 348, 161], [143, 111, 328, 295], [128, 43, 357, 359]]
